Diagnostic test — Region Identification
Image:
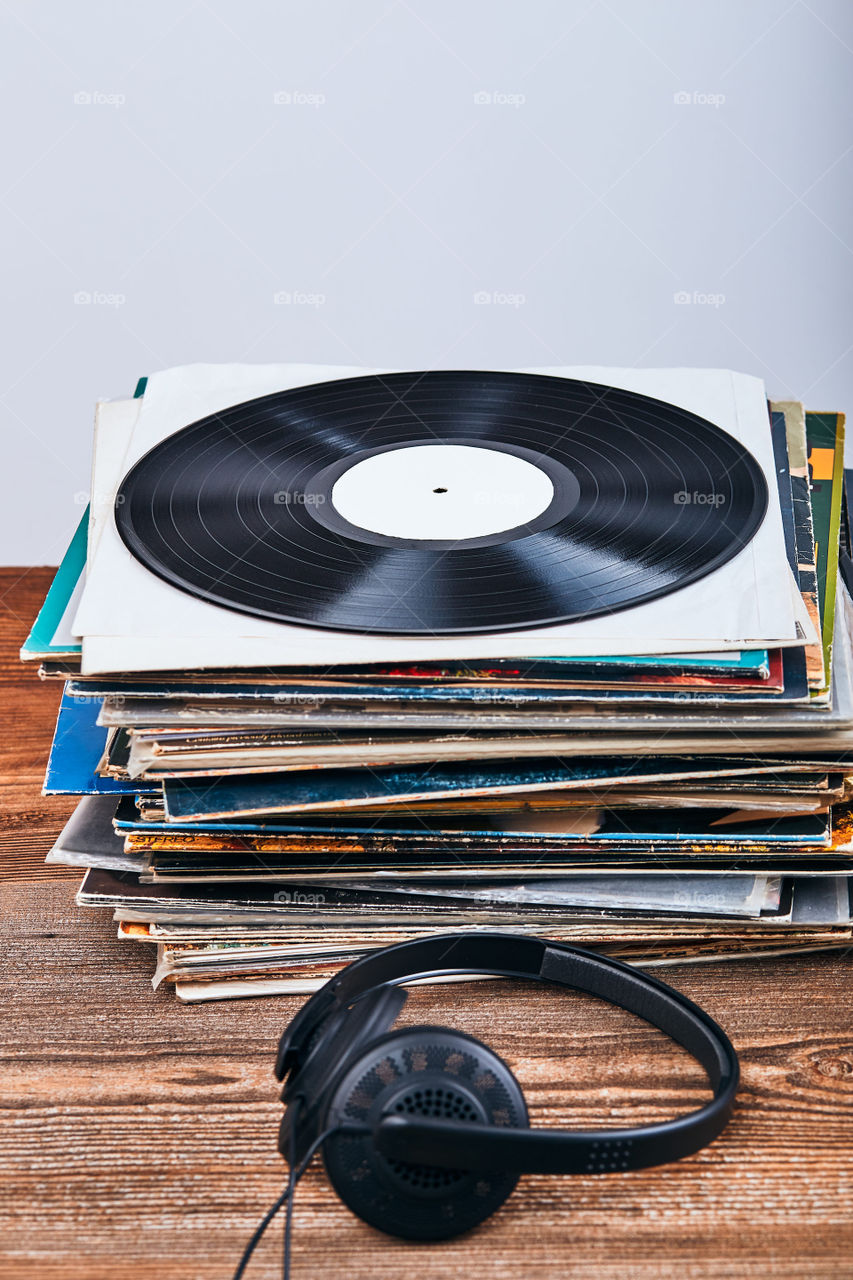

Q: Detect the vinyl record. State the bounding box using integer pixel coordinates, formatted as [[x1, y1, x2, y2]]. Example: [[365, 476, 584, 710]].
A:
[[115, 370, 768, 635]]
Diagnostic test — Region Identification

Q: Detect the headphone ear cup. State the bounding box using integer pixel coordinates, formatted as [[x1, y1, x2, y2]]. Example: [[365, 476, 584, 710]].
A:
[[279, 985, 408, 1164], [321, 1026, 529, 1242], [342, 984, 409, 1062]]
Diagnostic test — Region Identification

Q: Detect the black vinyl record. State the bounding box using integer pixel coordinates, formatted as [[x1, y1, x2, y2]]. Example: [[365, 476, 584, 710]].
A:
[[115, 370, 768, 635]]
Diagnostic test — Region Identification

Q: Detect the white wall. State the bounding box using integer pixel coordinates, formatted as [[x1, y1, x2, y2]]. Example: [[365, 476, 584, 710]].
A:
[[2, 0, 851, 563]]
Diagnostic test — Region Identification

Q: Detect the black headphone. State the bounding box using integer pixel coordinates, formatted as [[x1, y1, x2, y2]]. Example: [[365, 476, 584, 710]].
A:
[[272, 932, 739, 1244]]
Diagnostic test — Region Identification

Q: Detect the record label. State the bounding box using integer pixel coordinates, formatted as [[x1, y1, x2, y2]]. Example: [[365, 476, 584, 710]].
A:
[[329, 443, 556, 541], [115, 370, 769, 635]]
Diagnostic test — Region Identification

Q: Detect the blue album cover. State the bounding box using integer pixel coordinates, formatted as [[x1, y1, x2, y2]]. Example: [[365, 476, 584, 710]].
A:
[[44, 691, 158, 796], [21, 508, 88, 661], [21, 377, 147, 663], [159, 759, 832, 844], [66, 659, 804, 705], [159, 756, 761, 819]]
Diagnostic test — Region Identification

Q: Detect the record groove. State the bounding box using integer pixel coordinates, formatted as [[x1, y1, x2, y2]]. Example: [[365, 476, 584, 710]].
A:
[[115, 371, 768, 634]]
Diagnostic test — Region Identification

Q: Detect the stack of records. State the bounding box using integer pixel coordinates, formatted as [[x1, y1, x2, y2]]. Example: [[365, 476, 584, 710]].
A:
[[24, 364, 853, 1001]]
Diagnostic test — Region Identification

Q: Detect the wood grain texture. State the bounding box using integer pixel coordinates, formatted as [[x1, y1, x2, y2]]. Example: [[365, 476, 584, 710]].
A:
[[1, 568, 852, 1279], [0, 568, 77, 881]]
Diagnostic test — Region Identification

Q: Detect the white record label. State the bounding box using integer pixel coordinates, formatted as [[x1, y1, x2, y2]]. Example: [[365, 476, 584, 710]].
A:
[[330, 443, 555, 541]]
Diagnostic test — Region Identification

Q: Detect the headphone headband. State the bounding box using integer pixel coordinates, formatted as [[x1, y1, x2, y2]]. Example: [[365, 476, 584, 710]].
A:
[[276, 932, 738, 1176]]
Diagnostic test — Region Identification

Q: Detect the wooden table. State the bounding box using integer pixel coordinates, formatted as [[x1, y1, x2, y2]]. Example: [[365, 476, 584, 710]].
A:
[[2, 567, 852, 1279]]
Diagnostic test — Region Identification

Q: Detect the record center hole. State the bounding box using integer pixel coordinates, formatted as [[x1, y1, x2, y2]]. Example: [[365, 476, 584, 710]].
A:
[[433, 487, 448, 494]]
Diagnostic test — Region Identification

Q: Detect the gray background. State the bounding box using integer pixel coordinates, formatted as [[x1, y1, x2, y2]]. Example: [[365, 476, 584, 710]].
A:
[[2, 0, 851, 564]]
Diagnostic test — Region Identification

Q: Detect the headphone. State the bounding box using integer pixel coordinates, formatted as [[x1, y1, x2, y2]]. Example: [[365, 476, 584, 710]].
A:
[[270, 932, 740, 1246]]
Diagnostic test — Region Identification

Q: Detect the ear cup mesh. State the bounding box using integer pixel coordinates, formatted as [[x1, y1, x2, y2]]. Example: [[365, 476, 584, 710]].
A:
[[392, 1083, 481, 1119], [386, 1085, 481, 1191], [322, 1028, 529, 1241], [339, 1040, 517, 1121]]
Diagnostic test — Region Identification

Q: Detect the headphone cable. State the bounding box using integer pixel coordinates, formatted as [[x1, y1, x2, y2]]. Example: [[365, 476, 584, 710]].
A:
[[282, 1094, 299, 1280], [231, 1107, 370, 1280]]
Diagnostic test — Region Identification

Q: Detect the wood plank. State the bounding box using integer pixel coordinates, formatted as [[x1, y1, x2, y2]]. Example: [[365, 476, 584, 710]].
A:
[[0, 568, 77, 880], [1, 568, 852, 1278]]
